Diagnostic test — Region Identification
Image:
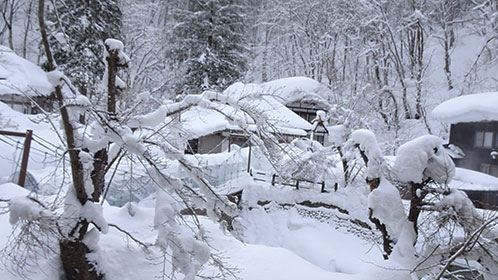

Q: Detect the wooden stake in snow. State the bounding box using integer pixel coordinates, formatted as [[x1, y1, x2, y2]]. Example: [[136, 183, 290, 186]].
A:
[[0, 129, 33, 187]]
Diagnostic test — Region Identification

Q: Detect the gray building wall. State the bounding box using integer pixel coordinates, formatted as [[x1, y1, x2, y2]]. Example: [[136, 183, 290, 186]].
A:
[[198, 133, 225, 154]]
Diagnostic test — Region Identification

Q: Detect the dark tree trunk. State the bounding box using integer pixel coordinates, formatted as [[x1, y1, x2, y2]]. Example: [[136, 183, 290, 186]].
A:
[[408, 181, 427, 236], [355, 145, 394, 259], [38, 1, 104, 279], [91, 149, 108, 202], [60, 238, 103, 280]]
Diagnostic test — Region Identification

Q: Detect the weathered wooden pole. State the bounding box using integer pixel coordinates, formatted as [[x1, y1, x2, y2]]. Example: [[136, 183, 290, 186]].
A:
[[18, 129, 33, 187], [0, 129, 33, 187]]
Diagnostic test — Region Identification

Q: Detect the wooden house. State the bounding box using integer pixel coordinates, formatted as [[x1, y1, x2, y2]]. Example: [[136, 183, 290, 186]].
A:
[[181, 89, 313, 155], [433, 92, 498, 209], [224, 77, 332, 145]]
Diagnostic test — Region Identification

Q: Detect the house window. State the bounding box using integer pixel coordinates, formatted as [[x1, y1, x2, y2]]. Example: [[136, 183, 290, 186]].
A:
[[313, 134, 325, 145], [185, 139, 199, 154], [475, 131, 494, 148]]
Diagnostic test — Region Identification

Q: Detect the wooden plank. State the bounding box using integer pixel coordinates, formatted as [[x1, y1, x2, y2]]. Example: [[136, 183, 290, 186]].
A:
[[0, 130, 27, 137]]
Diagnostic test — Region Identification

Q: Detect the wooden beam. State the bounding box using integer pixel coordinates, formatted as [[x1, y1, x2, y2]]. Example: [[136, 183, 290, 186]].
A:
[[0, 130, 27, 137]]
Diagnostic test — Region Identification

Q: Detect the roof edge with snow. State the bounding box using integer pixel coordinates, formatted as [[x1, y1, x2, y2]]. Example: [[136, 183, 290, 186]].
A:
[[432, 92, 498, 124]]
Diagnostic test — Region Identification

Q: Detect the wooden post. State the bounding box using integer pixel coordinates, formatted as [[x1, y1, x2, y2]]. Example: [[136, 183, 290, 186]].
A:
[[321, 181, 325, 193], [18, 130, 33, 187], [296, 180, 299, 190], [106, 44, 118, 118], [0, 130, 33, 187], [271, 174, 276, 186], [246, 139, 252, 173]]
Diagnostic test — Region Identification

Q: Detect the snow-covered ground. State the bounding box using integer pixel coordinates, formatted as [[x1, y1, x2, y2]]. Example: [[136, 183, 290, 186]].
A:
[[1, 99, 498, 279], [0, 181, 414, 280]]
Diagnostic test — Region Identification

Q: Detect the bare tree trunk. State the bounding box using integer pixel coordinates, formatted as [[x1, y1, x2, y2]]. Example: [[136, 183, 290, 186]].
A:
[[336, 146, 349, 185], [22, 0, 34, 58], [92, 42, 122, 202], [355, 145, 394, 259], [262, 23, 269, 82], [326, 33, 338, 85], [376, 2, 412, 119], [407, 181, 427, 237], [341, 35, 349, 82], [443, 25, 453, 90], [38, 1, 103, 279], [1, 0, 17, 50]]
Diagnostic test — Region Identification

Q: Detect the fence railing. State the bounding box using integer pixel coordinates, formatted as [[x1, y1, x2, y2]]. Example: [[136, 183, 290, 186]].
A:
[[250, 169, 327, 193]]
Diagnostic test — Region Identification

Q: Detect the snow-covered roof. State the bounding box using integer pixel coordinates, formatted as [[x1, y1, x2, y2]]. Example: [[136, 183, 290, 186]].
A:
[[225, 77, 332, 106], [451, 167, 498, 191], [0, 45, 53, 96], [432, 92, 498, 124], [180, 94, 313, 139]]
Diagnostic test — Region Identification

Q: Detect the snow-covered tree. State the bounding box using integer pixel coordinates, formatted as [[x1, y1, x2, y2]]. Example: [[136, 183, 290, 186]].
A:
[[167, 0, 248, 95], [1, 3, 293, 279], [119, 0, 171, 101], [46, 0, 122, 95]]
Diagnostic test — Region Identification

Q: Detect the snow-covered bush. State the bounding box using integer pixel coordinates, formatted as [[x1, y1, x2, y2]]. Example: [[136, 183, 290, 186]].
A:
[[394, 135, 455, 184], [278, 138, 340, 187]]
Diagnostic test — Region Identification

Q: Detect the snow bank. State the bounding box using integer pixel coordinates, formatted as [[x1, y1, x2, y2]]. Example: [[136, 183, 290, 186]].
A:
[[239, 206, 377, 275], [394, 135, 455, 183], [432, 92, 498, 124], [241, 182, 369, 224], [0, 45, 53, 96], [0, 182, 30, 199]]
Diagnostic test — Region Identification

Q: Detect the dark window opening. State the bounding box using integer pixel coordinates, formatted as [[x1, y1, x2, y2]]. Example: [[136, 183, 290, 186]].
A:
[[313, 134, 325, 145], [186, 139, 199, 154]]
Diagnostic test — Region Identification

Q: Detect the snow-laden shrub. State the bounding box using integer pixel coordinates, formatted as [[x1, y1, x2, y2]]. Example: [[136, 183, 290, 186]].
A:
[[394, 135, 455, 184]]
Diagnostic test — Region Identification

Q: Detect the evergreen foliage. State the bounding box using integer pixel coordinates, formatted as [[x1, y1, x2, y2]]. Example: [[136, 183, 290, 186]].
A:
[[168, 0, 248, 95], [47, 0, 122, 94]]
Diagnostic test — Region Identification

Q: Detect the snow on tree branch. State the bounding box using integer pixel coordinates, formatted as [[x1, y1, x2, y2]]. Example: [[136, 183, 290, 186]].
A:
[[394, 135, 455, 184]]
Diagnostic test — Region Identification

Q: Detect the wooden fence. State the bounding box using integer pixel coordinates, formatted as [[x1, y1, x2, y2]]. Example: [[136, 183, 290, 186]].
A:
[[250, 169, 327, 193]]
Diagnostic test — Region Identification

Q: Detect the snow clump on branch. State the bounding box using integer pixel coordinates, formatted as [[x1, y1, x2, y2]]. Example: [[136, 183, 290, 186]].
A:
[[394, 135, 455, 183]]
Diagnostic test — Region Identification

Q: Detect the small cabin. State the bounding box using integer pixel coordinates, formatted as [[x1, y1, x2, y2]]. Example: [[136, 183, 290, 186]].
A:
[[433, 92, 498, 209], [449, 121, 498, 176], [0, 46, 54, 114], [181, 92, 313, 155], [225, 77, 332, 145]]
